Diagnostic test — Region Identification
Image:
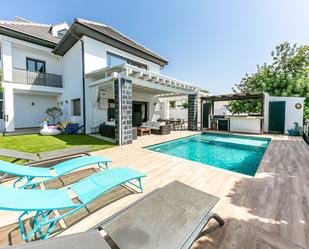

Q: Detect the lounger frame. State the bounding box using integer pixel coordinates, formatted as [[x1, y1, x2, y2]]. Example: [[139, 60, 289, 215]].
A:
[[181, 211, 224, 248], [19, 161, 109, 189], [0, 157, 110, 189], [18, 175, 144, 241]]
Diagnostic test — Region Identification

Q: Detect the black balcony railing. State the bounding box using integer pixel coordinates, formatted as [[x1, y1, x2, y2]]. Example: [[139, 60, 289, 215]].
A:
[[12, 69, 62, 88]]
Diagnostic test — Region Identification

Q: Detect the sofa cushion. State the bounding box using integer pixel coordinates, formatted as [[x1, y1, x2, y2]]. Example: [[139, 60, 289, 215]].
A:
[[141, 125, 160, 130], [141, 121, 164, 130]]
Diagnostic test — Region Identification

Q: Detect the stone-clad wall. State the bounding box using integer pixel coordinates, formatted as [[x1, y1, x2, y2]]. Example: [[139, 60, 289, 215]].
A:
[[114, 78, 133, 145], [188, 94, 198, 130]]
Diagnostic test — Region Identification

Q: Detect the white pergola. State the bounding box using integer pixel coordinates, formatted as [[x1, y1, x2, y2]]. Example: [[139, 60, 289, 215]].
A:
[[86, 64, 207, 145], [86, 64, 205, 95]]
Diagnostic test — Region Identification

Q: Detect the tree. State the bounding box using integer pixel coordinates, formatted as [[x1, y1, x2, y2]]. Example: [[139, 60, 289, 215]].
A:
[[228, 42, 309, 118], [45, 106, 63, 124], [228, 99, 262, 114], [169, 100, 176, 109]]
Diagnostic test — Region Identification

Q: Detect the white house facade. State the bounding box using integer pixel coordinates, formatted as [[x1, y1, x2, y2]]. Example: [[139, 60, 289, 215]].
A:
[[0, 17, 205, 144]]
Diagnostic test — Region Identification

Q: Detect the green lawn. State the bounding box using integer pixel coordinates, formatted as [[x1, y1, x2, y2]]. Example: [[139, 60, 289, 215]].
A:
[[0, 134, 116, 162]]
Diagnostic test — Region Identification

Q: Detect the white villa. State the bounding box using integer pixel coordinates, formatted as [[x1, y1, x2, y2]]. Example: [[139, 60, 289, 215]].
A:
[[0, 17, 308, 249], [0, 17, 305, 145], [0, 17, 206, 144]]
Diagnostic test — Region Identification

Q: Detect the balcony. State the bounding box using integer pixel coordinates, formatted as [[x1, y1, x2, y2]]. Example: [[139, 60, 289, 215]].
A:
[[12, 69, 62, 88]]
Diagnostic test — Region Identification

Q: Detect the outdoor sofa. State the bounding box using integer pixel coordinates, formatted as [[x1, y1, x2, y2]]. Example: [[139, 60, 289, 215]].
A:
[[99, 123, 115, 139], [99, 123, 137, 140], [141, 121, 171, 135]]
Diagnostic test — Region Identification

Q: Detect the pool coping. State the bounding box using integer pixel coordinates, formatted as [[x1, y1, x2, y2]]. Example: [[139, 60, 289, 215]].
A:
[[144, 131, 271, 149], [143, 132, 271, 178]]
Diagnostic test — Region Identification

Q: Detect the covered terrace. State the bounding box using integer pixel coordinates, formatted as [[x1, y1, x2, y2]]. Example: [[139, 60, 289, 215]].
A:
[[85, 64, 206, 145]]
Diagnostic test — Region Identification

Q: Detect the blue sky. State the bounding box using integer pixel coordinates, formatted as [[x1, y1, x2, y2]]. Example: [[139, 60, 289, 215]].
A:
[[1, 0, 309, 94]]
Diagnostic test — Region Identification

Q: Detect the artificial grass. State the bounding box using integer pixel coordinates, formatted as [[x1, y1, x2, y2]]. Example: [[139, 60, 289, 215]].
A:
[[0, 134, 116, 162]]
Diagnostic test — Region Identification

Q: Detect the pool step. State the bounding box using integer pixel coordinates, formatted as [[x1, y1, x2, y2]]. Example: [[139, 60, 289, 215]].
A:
[[192, 137, 269, 148], [191, 138, 267, 151]]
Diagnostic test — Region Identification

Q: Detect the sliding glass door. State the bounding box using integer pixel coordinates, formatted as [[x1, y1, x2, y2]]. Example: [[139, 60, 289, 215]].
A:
[[133, 101, 148, 126]]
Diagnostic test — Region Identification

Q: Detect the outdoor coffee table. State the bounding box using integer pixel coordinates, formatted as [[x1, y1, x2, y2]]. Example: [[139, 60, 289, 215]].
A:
[[137, 127, 151, 136]]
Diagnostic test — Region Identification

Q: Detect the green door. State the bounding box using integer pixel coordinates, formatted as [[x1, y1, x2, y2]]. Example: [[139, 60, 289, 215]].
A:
[[202, 103, 211, 128], [268, 101, 286, 134]]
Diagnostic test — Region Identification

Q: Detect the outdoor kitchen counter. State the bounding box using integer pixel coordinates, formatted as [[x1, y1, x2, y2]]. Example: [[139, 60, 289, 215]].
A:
[[227, 116, 264, 134]]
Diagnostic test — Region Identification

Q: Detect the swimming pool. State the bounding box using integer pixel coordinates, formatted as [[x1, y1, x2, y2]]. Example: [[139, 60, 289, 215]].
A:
[[146, 133, 270, 176]]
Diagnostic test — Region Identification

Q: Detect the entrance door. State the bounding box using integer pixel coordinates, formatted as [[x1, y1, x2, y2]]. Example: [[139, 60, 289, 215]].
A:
[[202, 103, 211, 129], [133, 101, 148, 126], [268, 101, 286, 134]]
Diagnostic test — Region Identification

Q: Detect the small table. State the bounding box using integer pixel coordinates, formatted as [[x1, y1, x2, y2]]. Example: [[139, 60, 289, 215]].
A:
[[137, 127, 151, 136]]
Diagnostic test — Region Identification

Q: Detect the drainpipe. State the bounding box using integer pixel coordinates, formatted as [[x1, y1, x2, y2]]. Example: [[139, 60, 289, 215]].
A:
[[81, 40, 86, 135], [70, 31, 86, 135]]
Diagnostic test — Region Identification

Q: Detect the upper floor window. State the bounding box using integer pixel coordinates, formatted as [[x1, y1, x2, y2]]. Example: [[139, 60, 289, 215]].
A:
[[107, 53, 126, 67], [26, 58, 46, 73], [107, 52, 147, 70], [57, 29, 67, 39]]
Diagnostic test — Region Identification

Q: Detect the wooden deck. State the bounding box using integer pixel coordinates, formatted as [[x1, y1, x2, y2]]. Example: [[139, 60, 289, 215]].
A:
[[0, 131, 308, 249]]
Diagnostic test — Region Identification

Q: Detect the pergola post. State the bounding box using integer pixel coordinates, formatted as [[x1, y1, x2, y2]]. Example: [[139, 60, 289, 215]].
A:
[[188, 94, 198, 131], [114, 78, 133, 145]]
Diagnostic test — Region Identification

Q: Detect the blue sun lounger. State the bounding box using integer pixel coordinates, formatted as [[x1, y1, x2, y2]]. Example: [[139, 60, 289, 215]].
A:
[[0, 167, 145, 241], [0, 156, 112, 188]]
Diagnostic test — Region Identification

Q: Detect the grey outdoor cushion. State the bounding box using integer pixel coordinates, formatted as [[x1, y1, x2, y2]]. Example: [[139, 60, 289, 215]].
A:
[[96, 180, 223, 249], [0, 146, 91, 164], [38, 146, 91, 161], [141, 121, 166, 130], [3, 231, 111, 249], [0, 148, 39, 162]]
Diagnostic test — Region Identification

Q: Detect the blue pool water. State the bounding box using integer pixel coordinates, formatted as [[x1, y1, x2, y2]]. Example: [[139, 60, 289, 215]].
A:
[[146, 133, 270, 176]]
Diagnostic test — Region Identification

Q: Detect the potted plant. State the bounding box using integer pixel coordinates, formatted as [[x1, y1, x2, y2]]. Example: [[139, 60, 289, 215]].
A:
[[45, 106, 63, 125], [182, 100, 189, 109], [169, 100, 176, 109]]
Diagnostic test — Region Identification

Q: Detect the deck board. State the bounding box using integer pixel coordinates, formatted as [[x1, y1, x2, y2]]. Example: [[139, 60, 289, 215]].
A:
[[0, 131, 308, 249]]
